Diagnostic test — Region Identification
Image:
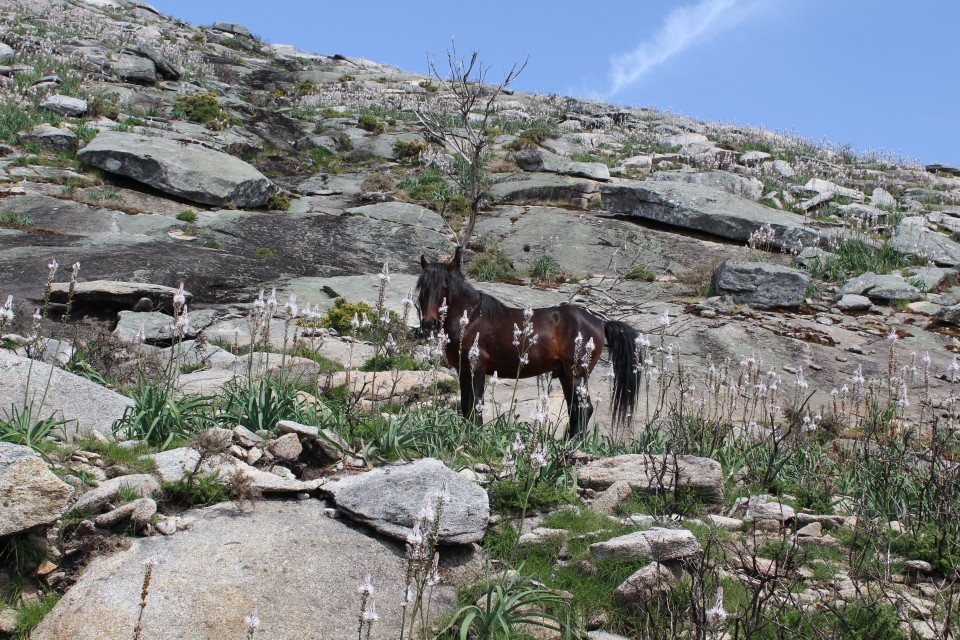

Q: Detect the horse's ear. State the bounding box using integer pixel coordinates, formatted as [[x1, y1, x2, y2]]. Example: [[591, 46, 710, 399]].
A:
[[447, 246, 462, 273], [420, 254, 429, 269]]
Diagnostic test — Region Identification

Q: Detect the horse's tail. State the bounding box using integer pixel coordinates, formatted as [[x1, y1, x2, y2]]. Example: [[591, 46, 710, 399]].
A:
[[603, 320, 641, 427]]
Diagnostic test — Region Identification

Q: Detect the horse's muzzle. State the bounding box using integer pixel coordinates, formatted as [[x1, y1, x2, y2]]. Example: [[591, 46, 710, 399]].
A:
[[420, 319, 438, 335]]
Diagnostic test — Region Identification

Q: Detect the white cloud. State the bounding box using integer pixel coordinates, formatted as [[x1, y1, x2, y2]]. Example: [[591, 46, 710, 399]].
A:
[[608, 0, 767, 96]]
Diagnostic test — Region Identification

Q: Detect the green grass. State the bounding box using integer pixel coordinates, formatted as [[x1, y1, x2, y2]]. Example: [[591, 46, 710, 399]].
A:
[[310, 147, 341, 174], [69, 437, 158, 473], [487, 477, 576, 513], [359, 353, 423, 372], [802, 239, 921, 282], [528, 254, 562, 283], [625, 265, 656, 282], [14, 591, 60, 639], [289, 346, 345, 374], [161, 472, 229, 507], [0, 212, 35, 229], [254, 247, 279, 259]]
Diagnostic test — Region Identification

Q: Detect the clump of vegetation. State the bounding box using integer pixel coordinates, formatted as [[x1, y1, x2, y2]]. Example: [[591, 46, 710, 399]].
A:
[[359, 353, 423, 372], [393, 139, 426, 164], [357, 112, 385, 134], [470, 249, 517, 282], [360, 172, 396, 193], [310, 147, 341, 174], [528, 254, 563, 283], [172, 91, 234, 130], [802, 239, 920, 282], [338, 74, 356, 83], [625, 265, 656, 282], [175, 210, 198, 223], [87, 92, 121, 119], [292, 79, 317, 96], [505, 125, 556, 151], [254, 247, 279, 259], [267, 192, 291, 211]]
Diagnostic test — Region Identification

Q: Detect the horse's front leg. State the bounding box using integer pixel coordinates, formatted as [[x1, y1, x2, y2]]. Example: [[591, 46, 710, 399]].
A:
[[459, 367, 485, 427]]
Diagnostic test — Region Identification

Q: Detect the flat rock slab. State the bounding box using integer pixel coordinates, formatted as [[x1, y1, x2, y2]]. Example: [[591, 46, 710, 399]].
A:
[[296, 173, 364, 196], [601, 180, 821, 251], [18, 124, 77, 152], [652, 170, 763, 201], [77, 131, 275, 208], [888, 218, 960, 267], [488, 173, 600, 206], [577, 454, 724, 503], [327, 458, 489, 544], [114, 309, 217, 344], [50, 280, 192, 313], [346, 201, 445, 232], [0, 442, 74, 536], [0, 350, 133, 436], [713, 260, 810, 308], [40, 94, 88, 116], [33, 500, 471, 640]]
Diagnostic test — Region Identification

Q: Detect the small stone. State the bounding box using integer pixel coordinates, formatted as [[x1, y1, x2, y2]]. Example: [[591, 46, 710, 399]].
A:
[[130, 498, 157, 526], [276, 419, 319, 439], [795, 522, 822, 537], [905, 559, 933, 574], [40, 94, 88, 117], [267, 433, 302, 461], [35, 560, 58, 576], [246, 447, 263, 465], [232, 425, 263, 447], [324, 508, 339, 518], [155, 517, 178, 536], [614, 561, 678, 606], [269, 465, 296, 480], [0, 607, 17, 634], [590, 527, 701, 562]]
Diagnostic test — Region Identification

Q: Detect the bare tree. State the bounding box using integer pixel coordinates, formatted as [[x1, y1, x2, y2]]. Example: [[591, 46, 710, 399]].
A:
[[416, 43, 527, 252]]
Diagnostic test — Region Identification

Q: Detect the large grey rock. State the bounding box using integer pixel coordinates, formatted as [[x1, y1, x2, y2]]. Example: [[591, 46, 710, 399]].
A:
[[614, 562, 679, 605], [71, 474, 161, 515], [871, 188, 897, 208], [111, 53, 156, 83], [0, 43, 13, 64], [328, 458, 489, 544], [32, 500, 472, 640], [50, 280, 192, 313], [77, 131, 275, 208], [211, 21, 253, 37], [767, 159, 795, 178], [926, 164, 960, 177], [0, 442, 74, 536], [17, 124, 77, 152], [0, 350, 133, 436], [346, 201, 445, 232], [489, 173, 600, 206], [40, 95, 88, 117], [888, 218, 960, 267], [113, 309, 216, 345], [803, 178, 864, 202], [713, 260, 810, 308], [653, 170, 763, 201], [514, 149, 610, 181], [835, 294, 872, 312], [601, 180, 820, 251], [590, 527, 701, 562], [739, 150, 771, 166], [840, 272, 922, 302], [577, 454, 724, 503], [122, 45, 182, 80]]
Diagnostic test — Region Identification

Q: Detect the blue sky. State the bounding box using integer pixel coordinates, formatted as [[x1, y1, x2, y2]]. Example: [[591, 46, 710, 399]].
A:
[[149, 0, 958, 166]]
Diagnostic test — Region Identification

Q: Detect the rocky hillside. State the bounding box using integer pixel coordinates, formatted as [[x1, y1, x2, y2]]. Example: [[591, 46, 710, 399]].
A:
[[2, 0, 960, 639]]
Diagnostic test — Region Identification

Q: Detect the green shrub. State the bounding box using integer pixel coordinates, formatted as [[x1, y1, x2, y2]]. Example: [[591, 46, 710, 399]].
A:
[[0, 212, 35, 229], [358, 112, 385, 134], [625, 265, 656, 282], [469, 250, 517, 282], [172, 92, 233, 130], [292, 79, 318, 96], [338, 74, 356, 83], [313, 297, 375, 336], [505, 125, 556, 151], [394, 139, 426, 163], [87, 92, 121, 119], [267, 192, 291, 211], [176, 210, 198, 223], [255, 247, 279, 259]]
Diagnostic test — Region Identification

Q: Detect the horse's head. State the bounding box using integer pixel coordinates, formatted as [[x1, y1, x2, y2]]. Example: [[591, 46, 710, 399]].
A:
[[416, 247, 462, 334]]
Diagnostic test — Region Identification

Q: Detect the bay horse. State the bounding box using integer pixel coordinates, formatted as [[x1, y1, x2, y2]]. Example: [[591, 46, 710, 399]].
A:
[[417, 249, 643, 439]]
